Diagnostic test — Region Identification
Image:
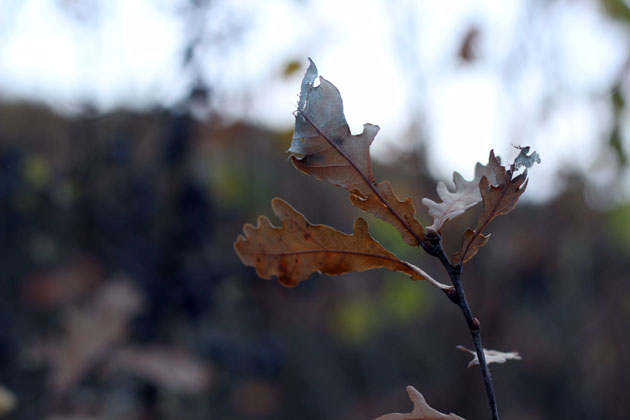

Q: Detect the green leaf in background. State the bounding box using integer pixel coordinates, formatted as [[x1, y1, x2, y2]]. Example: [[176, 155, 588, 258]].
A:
[[382, 275, 433, 321], [600, 0, 630, 22], [24, 156, 50, 188], [330, 274, 435, 345], [607, 204, 630, 253]]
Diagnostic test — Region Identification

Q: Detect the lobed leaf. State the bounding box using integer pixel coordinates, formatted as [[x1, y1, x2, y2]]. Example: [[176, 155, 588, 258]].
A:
[[453, 151, 529, 264], [289, 59, 425, 247], [510, 146, 541, 172], [39, 280, 142, 392], [234, 198, 436, 287], [456, 345, 522, 368], [373, 386, 465, 420], [350, 181, 426, 248], [422, 153, 496, 232], [114, 346, 209, 394]]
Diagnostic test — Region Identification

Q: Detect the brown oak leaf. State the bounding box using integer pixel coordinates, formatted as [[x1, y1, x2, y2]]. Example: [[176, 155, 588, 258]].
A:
[[453, 150, 528, 264], [37, 280, 142, 392], [289, 59, 425, 247], [234, 198, 439, 288], [114, 346, 209, 394], [373, 386, 465, 420]]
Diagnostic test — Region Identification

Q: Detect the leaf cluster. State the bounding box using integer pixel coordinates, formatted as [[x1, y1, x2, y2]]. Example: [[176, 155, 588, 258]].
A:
[[235, 59, 539, 289], [234, 59, 539, 419]]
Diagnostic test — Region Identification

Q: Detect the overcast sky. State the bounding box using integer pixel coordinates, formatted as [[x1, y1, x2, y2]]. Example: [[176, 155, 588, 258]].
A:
[[1, 0, 629, 204]]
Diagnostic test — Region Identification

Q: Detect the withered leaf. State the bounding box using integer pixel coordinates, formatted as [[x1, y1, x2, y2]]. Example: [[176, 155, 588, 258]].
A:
[[114, 346, 209, 394], [0, 385, 17, 416], [455, 229, 489, 265], [349, 181, 426, 248], [38, 280, 142, 392], [510, 146, 541, 172], [289, 59, 425, 247], [234, 198, 434, 288], [453, 151, 528, 264], [457, 345, 522, 368], [422, 153, 496, 232], [373, 386, 465, 420]]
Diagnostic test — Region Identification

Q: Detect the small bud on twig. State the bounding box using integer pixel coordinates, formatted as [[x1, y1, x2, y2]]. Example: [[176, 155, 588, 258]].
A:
[[471, 317, 481, 331]]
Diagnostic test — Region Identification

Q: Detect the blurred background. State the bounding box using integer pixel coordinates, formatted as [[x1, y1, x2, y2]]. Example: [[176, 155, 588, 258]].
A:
[[0, 0, 629, 419]]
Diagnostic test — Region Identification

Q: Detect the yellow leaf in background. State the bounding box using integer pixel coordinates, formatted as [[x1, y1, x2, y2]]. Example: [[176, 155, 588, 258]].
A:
[[383, 277, 430, 321], [0, 385, 17, 416], [332, 297, 375, 343], [24, 156, 50, 188], [282, 59, 302, 78]]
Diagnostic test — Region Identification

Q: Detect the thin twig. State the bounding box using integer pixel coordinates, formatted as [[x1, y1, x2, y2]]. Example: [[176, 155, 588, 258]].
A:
[[299, 108, 499, 418], [451, 267, 499, 420], [428, 232, 500, 420]]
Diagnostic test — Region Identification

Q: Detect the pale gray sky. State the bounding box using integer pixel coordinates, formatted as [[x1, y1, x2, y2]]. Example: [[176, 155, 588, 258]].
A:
[[1, 0, 629, 203]]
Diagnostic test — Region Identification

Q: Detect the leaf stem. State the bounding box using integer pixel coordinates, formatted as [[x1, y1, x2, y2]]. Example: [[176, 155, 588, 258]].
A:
[[299, 111, 428, 250], [406, 262, 451, 290], [428, 231, 500, 420]]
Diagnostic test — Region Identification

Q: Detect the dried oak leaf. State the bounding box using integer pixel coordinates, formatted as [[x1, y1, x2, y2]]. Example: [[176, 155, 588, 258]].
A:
[[289, 59, 425, 247], [457, 345, 522, 368], [453, 150, 528, 265], [374, 386, 465, 420], [422, 153, 496, 232], [39, 280, 142, 392], [0, 384, 17, 416], [234, 198, 432, 287], [114, 346, 209, 394]]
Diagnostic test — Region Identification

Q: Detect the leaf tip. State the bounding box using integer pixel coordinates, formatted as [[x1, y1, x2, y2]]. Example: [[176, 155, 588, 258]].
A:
[[271, 197, 297, 220], [405, 385, 423, 402], [233, 233, 246, 249], [270, 196, 287, 210], [353, 217, 370, 235], [362, 123, 381, 137]]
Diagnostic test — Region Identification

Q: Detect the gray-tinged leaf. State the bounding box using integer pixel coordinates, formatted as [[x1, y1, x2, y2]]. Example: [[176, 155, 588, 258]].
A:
[[511, 146, 541, 171], [291, 62, 351, 153], [422, 153, 497, 232], [290, 58, 376, 192], [453, 150, 528, 264], [288, 59, 425, 246], [297, 58, 318, 112]]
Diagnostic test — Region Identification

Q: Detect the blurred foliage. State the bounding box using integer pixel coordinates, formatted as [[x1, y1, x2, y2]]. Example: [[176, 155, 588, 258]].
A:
[[600, 0, 630, 22], [0, 1, 627, 418], [607, 204, 630, 253], [331, 274, 433, 345], [610, 85, 628, 166], [282, 60, 304, 79], [0, 97, 629, 420]]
